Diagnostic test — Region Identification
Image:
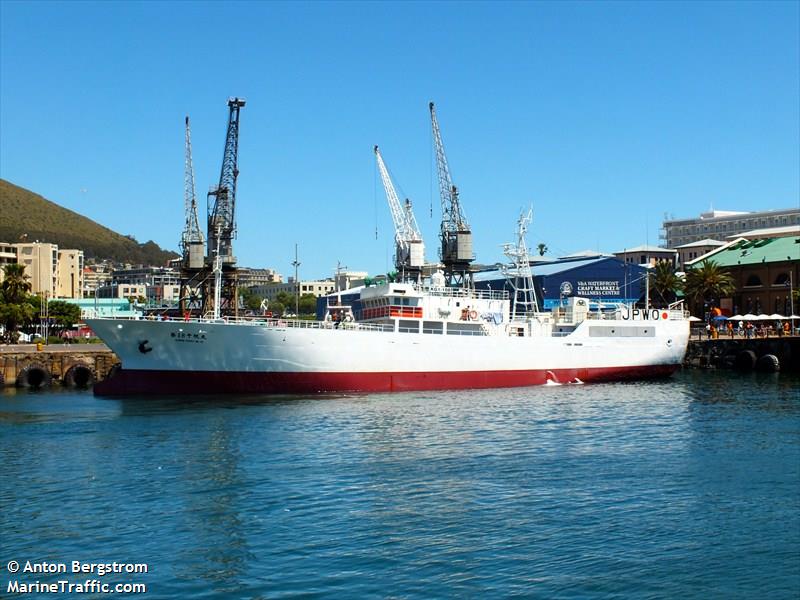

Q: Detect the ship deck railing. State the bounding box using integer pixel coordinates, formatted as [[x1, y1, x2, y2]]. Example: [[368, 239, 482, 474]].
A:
[[411, 284, 509, 301]]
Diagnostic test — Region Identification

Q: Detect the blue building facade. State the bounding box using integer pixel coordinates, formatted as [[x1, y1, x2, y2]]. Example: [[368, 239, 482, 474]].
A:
[[474, 257, 648, 310]]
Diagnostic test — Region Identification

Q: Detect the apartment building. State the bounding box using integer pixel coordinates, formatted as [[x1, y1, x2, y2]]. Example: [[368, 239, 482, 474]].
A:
[[613, 245, 677, 267], [111, 266, 181, 304], [0, 243, 17, 283], [15, 242, 59, 297], [251, 278, 337, 301], [661, 208, 800, 248], [56, 249, 85, 299], [238, 267, 283, 287]]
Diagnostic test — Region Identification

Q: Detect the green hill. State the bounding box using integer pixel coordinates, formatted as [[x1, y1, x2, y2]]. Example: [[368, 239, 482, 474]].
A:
[[0, 179, 179, 265]]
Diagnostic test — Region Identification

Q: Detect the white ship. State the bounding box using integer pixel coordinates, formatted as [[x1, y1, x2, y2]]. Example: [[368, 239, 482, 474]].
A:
[[88, 281, 689, 395], [88, 103, 689, 395]]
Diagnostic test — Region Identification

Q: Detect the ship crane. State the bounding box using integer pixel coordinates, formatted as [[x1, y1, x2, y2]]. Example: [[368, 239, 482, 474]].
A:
[[181, 116, 204, 269], [374, 145, 425, 282], [430, 101, 473, 286]]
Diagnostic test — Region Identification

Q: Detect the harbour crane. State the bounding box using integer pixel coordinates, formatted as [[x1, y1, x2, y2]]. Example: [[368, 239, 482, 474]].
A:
[[178, 98, 246, 317], [207, 97, 245, 268], [374, 145, 425, 282], [429, 102, 473, 286], [180, 116, 204, 270]]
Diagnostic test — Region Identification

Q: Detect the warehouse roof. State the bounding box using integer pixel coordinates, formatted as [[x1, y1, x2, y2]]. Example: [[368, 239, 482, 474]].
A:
[[686, 236, 800, 268]]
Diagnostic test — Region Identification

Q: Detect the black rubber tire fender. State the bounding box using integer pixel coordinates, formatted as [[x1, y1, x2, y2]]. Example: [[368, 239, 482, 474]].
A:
[[755, 354, 780, 373], [734, 350, 757, 372], [16, 363, 52, 388], [63, 363, 95, 388]]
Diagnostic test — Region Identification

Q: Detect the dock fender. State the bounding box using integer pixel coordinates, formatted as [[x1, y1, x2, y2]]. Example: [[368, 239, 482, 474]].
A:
[[16, 363, 52, 388], [755, 354, 780, 373], [734, 350, 757, 372], [63, 363, 95, 388]]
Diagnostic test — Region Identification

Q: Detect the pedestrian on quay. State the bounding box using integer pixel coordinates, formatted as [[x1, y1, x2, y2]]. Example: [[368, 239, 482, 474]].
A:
[[706, 322, 712, 339], [727, 321, 734, 338]]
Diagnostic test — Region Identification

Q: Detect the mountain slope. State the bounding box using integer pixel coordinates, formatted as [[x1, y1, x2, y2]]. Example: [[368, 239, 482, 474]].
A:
[[0, 179, 179, 265]]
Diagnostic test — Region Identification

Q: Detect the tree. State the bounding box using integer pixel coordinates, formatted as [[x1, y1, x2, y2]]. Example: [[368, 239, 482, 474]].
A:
[[683, 259, 736, 316], [649, 261, 683, 307], [239, 287, 265, 311], [1, 263, 32, 304], [298, 293, 317, 316], [46, 300, 81, 338], [269, 300, 285, 316], [0, 264, 35, 342], [536, 243, 548, 257]]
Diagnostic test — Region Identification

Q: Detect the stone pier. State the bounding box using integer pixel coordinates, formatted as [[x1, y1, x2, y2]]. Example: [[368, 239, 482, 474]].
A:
[[685, 336, 800, 373], [0, 344, 119, 388]]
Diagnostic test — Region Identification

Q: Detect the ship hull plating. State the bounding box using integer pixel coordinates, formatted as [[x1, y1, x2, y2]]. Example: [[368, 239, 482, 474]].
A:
[[88, 317, 689, 396]]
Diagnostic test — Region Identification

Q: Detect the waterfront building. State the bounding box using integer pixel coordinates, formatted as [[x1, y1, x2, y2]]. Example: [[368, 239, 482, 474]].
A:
[[0, 242, 17, 282], [334, 271, 369, 291], [15, 242, 59, 297], [685, 236, 800, 316], [661, 208, 800, 248], [95, 283, 148, 302], [613, 245, 677, 267], [2, 242, 85, 299], [111, 266, 181, 305], [674, 239, 727, 270], [726, 224, 800, 241], [251, 278, 337, 301], [62, 297, 142, 319], [238, 267, 283, 287], [474, 256, 650, 310], [82, 264, 113, 298], [56, 249, 85, 299]]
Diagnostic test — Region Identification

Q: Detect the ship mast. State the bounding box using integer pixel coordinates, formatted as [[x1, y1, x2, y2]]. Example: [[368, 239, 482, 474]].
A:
[[502, 208, 540, 318]]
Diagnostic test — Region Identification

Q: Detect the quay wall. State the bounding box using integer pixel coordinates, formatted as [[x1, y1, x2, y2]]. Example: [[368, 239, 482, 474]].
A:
[[0, 345, 119, 388], [685, 336, 799, 373]]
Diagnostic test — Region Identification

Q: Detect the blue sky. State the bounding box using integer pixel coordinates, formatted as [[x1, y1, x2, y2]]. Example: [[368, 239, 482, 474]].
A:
[[1, 1, 798, 280]]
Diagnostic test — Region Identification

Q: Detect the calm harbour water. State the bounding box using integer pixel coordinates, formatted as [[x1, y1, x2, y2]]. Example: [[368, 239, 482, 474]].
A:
[[1, 370, 798, 599]]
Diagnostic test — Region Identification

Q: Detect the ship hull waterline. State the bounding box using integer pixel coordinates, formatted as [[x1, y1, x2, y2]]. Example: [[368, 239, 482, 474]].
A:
[[94, 364, 680, 396]]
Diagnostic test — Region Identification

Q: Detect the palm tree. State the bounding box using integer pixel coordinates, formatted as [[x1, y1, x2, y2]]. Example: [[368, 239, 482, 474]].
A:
[[0, 263, 32, 304], [0, 263, 34, 343], [683, 259, 736, 316], [536, 243, 548, 257], [649, 260, 683, 307]]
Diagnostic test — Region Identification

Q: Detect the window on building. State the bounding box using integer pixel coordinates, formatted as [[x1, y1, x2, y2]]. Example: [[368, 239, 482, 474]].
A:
[[774, 273, 790, 286], [744, 275, 762, 287]]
